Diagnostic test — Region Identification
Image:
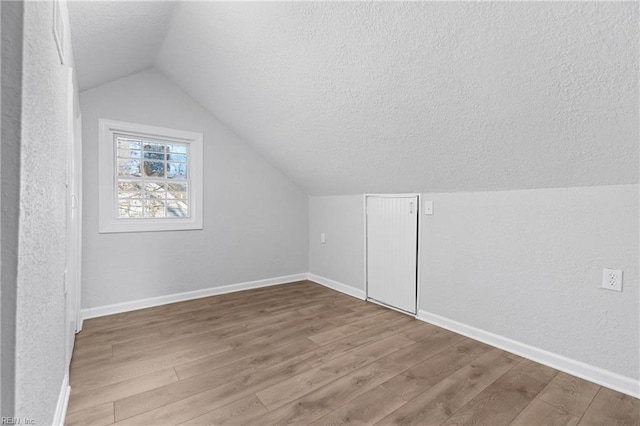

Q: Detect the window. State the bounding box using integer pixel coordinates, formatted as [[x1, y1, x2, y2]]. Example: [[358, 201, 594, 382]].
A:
[[98, 119, 203, 233]]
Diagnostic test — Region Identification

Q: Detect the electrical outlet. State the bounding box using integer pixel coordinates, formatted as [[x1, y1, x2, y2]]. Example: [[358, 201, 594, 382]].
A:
[[320, 233, 326, 244], [602, 268, 622, 292]]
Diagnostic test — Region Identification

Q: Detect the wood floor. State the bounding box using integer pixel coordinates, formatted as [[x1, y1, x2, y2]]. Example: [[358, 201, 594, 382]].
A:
[[67, 281, 639, 426]]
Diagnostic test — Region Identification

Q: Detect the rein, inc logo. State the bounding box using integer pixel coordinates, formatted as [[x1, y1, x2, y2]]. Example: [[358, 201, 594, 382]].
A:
[[1, 418, 35, 425]]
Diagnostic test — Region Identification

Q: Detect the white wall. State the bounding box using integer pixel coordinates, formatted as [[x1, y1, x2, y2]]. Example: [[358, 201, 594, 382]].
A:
[[307, 184, 639, 385], [308, 195, 364, 290], [1, 0, 23, 415], [11, 1, 77, 423], [80, 68, 308, 310], [419, 184, 639, 381]]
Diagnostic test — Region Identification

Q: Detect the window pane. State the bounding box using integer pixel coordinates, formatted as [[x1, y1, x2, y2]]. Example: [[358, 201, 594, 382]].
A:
[[144, 182, 165, 200], [167, 182, 187, 192], [167, 144, 187, 154], [167, 153, 186, 162], [117, 138, 142, 150], [144, 182, 165, 192], [167, 162, 187, 179], [147, 192, 165, 200], [118, 159, 141, 177], [144, 151, 165, 160], [168, 191, 187, 201], [118, 189, 143, 199], [118, 148, 141, 159], [143, 161, 165, 177], [118, 199, 143, 218], [144, 142, 165, 151], [167, 200, 188, 218], [144, 199, 166, 218], [118, 181, 143, 191]]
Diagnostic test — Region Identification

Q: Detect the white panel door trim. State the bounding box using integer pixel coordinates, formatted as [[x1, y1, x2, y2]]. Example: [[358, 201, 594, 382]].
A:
[[365, 193, 421, 198], [65, 67, 80, 369], [364, 194, 421, 315]]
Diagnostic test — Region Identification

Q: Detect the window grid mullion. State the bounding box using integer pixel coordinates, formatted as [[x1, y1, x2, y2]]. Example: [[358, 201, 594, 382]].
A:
[[115, 137, 190, 220]]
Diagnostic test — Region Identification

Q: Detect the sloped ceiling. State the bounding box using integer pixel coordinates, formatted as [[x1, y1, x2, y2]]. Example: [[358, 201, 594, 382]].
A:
[[69, 1, 176, 90], [71, 1, 638, 195]]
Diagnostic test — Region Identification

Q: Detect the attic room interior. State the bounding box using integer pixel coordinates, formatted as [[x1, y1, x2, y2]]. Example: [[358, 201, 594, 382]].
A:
[[1, 0, 638, 424]]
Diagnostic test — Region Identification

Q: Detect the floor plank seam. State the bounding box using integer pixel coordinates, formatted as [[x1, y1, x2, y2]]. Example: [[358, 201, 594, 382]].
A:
[[66, 282, 639, 426], [575, 385, 602, 425], [254, 392, 271, 412], [436, 353, 521, 425]]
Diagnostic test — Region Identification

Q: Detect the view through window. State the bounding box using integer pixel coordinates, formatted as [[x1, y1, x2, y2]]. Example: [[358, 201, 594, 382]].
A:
[[116, 136, 190, 219]]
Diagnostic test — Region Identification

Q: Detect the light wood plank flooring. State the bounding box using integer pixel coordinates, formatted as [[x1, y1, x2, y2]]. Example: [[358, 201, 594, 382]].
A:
[[67, 281, 639, 425]]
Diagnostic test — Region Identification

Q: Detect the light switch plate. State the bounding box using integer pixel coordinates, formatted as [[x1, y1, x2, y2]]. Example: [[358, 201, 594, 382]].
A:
[[424, 200, 433, 215]]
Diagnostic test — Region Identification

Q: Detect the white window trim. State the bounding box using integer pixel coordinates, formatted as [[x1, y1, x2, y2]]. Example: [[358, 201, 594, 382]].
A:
[[98, 119, 204, 233]]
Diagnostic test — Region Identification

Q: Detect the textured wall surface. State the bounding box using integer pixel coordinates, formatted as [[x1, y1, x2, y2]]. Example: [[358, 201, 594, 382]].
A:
[[308, 195, 364, 290], [420, 184, 639, 379], [14, 1, 73, 422], [68, 1, 175, 90], [1, 0, 24, 416], [307, 185, 639, 380], [154, 2, 638, 194], [80, 68, 308, 309]]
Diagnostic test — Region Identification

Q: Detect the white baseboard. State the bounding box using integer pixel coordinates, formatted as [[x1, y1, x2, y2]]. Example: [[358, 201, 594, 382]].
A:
[[81, 273, 308, 320], [79, 274, 638, 398], [417, 309, 640, 399], [52, 374, 70, 426], [307, 273, 366, 300]]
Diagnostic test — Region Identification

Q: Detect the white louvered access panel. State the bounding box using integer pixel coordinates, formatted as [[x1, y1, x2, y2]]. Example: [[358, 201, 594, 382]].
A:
[[366, 195, 418, 314]]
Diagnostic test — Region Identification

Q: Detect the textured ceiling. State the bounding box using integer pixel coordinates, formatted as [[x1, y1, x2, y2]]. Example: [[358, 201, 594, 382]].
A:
[[68, 1, 176, 90], [72, 2, 639, 195]]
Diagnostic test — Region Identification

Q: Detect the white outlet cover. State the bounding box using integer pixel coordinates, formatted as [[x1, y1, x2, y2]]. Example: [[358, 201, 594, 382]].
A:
[[602, 268, 622, 292], [424, 200, 433, 215]]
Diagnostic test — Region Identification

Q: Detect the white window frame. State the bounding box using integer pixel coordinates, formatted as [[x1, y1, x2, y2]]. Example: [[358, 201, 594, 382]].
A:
[[98, 119, 203, 233]]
